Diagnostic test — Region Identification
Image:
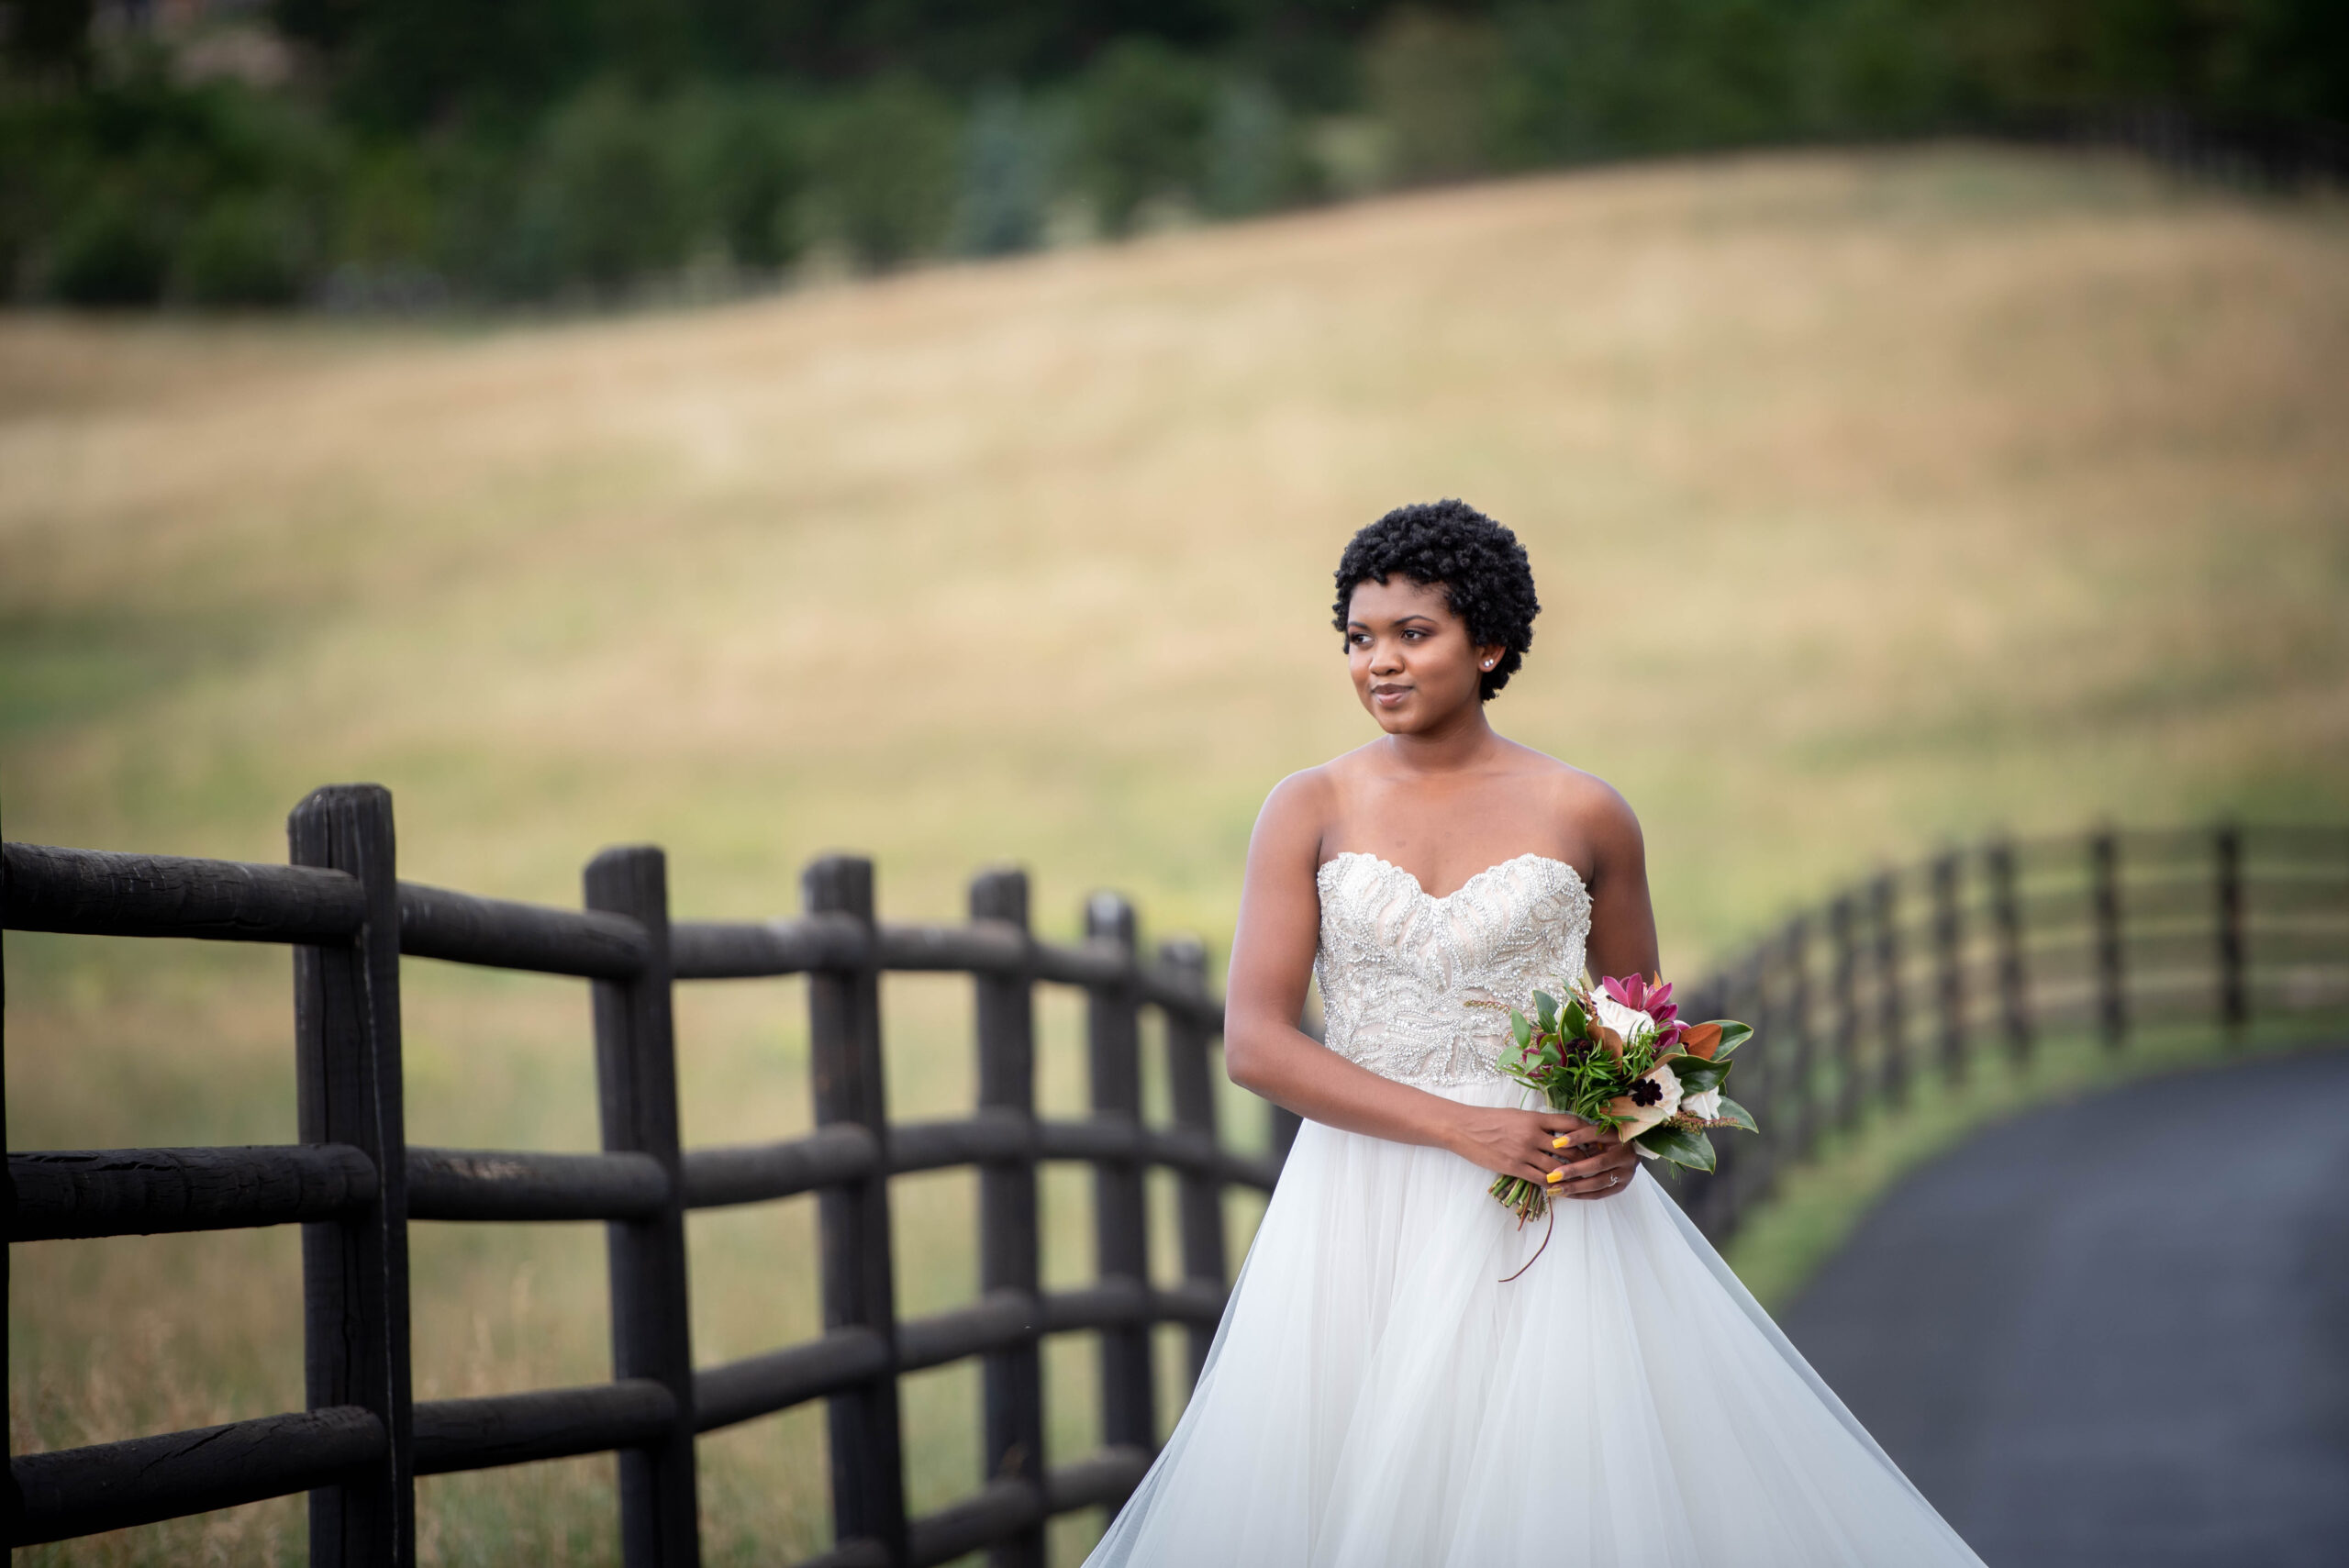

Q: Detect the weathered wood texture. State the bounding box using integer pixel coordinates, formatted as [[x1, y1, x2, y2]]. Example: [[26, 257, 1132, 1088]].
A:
[[681, 1123, 881, 1207], [585, 846, 700, 1567], [670, 915, 1222, 1026], [1160, 937, 1227, 1387], [971, 867, 1046, 1568], [11, 1405, 385, 1544], [694, 1328, 892, 1434], [414, 1380, 678, 1474], [289, 784, 416, 1568], [17, 800, 2340, 1561], [8, 1144, 376, 1240], [406, 1147, 668, 1223], [1683, 824, 2349, 1249], [400, 881, 648, 978], [3, 841, 362, 942], [805, 855, 909, 1566], [1085, 894, 1154, 1456], [1, 799, 1286, 1564]]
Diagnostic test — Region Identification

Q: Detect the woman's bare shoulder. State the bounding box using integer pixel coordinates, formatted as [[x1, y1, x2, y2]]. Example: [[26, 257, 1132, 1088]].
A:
[[1252, 762, 1340, 853], [1253, 744, 1390, 861], [1496, 740, 1642, 840]]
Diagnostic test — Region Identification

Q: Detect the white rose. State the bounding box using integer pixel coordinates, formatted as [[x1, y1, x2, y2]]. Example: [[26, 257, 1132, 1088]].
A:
[[1681, 1087, 1722, 1122], [1591, 992, 1657, 1049]]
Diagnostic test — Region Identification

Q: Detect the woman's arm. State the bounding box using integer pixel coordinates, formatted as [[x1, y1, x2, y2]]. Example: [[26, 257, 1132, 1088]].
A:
[[1220, 773, 1623, 1195], [1580, 781, 1661, 984]]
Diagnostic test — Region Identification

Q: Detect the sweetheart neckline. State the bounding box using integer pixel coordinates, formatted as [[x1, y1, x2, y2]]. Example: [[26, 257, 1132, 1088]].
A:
[[1319, 849, 1587, 904]]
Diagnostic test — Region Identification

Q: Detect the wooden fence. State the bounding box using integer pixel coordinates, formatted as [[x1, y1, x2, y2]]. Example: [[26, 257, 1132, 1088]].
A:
[[3, 783, 1298, 1565], [10, 802, 2345, 1560], [1674, 824, 2349, 1245]]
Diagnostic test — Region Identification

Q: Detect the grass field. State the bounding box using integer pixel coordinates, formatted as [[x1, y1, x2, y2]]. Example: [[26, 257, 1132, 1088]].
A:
[[6, 143, 2348, 1562]]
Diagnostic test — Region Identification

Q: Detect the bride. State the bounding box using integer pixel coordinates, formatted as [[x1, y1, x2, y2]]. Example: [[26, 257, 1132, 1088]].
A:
[[1085, 501, 1984, 1566]]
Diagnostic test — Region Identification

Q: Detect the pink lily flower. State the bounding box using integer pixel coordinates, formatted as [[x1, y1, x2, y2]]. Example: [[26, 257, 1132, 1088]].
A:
[[1600, 973, 1678, 1029]]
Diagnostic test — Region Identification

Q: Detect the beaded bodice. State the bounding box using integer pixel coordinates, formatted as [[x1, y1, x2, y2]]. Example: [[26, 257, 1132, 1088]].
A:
[[1313, 851, 1593, 1089]]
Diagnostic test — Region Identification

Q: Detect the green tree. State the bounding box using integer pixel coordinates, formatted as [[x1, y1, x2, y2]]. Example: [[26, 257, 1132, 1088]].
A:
[[178, 192, 312, 306], [508, 80, 695, 296], [678, 86, 806, 272], [956, 84, 1052, 256], [1365, 8, 1506, 183], [43, 188, 170, 306], [809, 77, 959, 271], [1078, 39, 1215, 236], [1205, 78, 1319, 216]]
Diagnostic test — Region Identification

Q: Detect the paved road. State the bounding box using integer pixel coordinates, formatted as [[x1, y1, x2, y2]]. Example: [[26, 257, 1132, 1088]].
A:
[[1779, 1048, 2349, 1568]]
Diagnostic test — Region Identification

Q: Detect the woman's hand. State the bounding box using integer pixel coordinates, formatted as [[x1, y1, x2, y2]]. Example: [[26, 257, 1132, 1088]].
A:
[[1446, 1106, 1638, 1198], [1545, 1128, 1642, 1200]]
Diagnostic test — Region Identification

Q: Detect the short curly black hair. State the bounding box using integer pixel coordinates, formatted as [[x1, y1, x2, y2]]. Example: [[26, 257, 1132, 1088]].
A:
[[1332, 499, 1540, 701]]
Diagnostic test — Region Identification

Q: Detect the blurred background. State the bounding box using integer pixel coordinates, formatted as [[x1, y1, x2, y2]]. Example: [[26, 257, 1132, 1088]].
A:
[[4, 0, 2346, 308], [4, 1, 2347, 1563]]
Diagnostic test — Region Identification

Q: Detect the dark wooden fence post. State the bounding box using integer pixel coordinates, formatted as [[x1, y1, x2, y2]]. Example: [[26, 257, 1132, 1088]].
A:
[[1160, 938, 1225, 1389], [1873, 872, 1907, 1110], [2092, 828, 2127, 1051], [1932, 851, 1966, 1084], [971, 868, 1045, 1568], [585, 847, 699, 1568], [1728, 955, 1770, 1224], [1830, 894, 1862, 1130], [288, 784, 415, 1568], [1085, 892, 1155, 1454], [2216, 822, 2247, 1041], [1782, 916, 1814, 1160], [807, 856, 907, 1566], [1987, 838, 2033, 1065]]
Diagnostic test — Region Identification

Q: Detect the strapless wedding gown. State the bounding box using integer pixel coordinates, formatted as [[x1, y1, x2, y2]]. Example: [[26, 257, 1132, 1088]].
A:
[[1085, 851, 1985, 1567]]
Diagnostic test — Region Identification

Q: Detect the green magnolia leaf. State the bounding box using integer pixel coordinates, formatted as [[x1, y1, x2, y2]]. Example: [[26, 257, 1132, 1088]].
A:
[[1511, 1011, 1532, 1051], [1664, 1055, 1731, 1094], [1534, 990, 1559, 1033], [1713, 1095, 1759, 1133], [1709, 1021, 1753, 1059], [1635, 1121, 1717, 1173], [1562, 996, 1588, 1038]]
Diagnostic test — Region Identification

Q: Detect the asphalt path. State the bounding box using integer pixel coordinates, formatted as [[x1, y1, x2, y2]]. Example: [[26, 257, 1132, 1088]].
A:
[[1779, 1047, 2349, 1568]]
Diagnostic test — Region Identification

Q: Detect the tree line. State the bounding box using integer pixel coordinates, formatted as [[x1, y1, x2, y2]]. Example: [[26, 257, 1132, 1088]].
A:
[[4, 0, 2343, 310]]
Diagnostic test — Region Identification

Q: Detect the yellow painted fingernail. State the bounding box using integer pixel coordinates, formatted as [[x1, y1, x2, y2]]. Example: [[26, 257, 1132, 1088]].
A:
[[1551, 1134, 1573, 1151], [1545, 1169, 1564, 1184]]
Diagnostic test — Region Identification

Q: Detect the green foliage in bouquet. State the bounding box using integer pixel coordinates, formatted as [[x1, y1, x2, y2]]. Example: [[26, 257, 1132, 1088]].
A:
[[1488, 974, 1754, 1222]]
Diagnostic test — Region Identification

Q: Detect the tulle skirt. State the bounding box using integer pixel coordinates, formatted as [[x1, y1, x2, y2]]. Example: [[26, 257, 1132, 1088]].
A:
[[1085, 1079, 1985, 1567]]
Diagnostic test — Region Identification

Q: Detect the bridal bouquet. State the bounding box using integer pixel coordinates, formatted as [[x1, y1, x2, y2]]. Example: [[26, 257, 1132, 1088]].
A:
[[1488, 974, 1755, 1224]]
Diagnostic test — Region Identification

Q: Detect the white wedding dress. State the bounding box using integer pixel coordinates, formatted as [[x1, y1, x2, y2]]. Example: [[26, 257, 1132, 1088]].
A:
[[1085, 851, 1986, 1567]]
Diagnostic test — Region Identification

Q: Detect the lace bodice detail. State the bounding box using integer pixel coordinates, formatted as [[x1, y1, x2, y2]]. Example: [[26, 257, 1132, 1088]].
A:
[[1313, 851, 1593, 1089]]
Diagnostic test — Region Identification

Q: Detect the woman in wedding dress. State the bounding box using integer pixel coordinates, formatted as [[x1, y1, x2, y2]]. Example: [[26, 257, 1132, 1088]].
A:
[[1085, 501, 1984, 1567]]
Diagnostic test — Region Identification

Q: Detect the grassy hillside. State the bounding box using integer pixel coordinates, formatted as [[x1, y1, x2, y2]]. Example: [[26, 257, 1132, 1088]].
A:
[[6, 145, 2348, 1562]]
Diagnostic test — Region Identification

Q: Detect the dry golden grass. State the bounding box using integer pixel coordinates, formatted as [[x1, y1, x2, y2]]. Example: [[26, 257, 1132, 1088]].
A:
[[6, 144, 2348, 1562]]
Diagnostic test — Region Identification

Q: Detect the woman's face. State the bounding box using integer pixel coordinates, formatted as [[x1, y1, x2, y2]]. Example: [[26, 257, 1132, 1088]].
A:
[[1344, 575, 1503, 734]]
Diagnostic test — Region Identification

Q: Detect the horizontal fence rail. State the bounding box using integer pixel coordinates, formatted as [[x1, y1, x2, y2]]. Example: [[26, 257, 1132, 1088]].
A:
[[1675, 823, 2349, 1245], [2, 788, 1289, 1566], [12, 806, 2339, 1561]]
